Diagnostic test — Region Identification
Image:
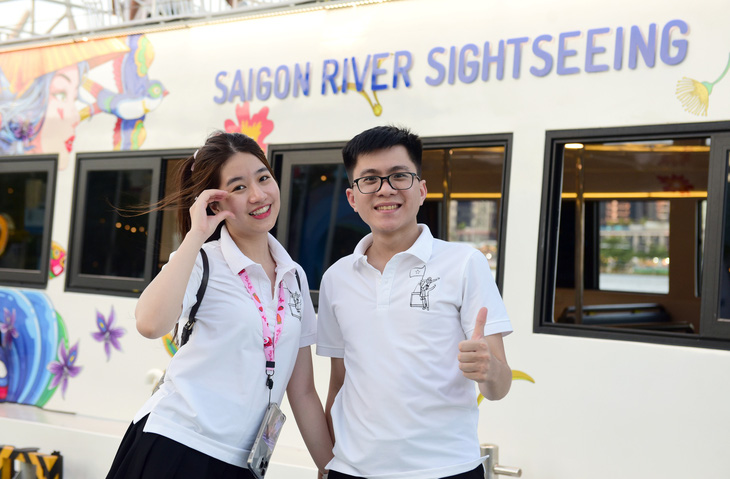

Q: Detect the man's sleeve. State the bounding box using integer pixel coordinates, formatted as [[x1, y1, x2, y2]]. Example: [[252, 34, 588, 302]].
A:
[[297, 267, 317, 348], [460, 250, 513, 338], [315, 270, 345, 358]]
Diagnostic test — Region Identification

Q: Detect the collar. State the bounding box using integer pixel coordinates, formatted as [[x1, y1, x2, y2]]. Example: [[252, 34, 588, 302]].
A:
[[351, 224, 434, 268], [220, 225, 298, 279]]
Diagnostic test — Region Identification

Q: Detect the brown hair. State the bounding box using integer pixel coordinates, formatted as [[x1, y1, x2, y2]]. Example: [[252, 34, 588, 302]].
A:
[[158, 131, 274, 241]]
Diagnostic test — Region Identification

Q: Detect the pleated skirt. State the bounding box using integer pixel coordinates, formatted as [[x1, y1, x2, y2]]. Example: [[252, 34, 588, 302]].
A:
[[106, 414, 255, 479]]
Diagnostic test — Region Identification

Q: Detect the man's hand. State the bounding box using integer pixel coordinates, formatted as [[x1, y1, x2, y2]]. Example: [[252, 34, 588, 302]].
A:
[[457, 307, 491, 383]]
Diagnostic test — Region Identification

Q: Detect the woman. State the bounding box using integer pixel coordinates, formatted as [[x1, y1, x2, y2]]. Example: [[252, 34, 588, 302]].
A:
[[106, 132, 333, 478]]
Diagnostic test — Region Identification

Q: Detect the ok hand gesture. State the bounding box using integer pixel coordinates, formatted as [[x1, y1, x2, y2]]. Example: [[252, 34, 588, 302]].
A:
[[189, 189, 234, 240]]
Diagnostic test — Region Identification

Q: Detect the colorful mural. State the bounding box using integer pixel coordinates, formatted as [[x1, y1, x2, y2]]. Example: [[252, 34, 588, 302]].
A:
[[91, 307, 125, 361], [676, 53, 730, 116], [49, 241, 66, 279], [0, 34, 166, 168], [0, 288, 74, 405], [47, 340, 81, 399], [80, 35, 167, 151], [162, 332, 177, 357], [224, 102, 274, 152]]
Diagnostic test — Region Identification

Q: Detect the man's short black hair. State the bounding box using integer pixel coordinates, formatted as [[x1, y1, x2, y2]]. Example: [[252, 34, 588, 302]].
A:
[[342, 125, 423, 182]]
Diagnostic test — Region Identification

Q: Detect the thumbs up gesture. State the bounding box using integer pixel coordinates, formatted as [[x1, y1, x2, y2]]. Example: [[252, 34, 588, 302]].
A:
[[458, 307, 492, 383]]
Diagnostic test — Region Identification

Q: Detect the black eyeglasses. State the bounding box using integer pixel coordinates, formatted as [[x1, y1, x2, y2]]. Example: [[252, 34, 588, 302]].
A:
[[351, 172, 421, 194]]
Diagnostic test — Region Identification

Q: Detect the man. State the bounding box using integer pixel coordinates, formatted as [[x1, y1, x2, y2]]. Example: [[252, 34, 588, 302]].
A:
[[317, 126, 512, 479]]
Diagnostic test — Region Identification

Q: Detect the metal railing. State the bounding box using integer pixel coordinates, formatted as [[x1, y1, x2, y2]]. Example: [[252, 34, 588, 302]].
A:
[[0, 0, 316, 44]]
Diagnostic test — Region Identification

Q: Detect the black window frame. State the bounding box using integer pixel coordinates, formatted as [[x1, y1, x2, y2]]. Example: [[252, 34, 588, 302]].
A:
[[0, 155, 57, 288], [534, 121, 730, 350], [422, 133, 513, 289], [270, 132, 513, 302], [67, 149, 192, 297]]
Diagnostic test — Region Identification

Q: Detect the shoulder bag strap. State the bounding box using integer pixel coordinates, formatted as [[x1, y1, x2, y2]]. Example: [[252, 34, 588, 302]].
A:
[[179, 249, 209, 346]]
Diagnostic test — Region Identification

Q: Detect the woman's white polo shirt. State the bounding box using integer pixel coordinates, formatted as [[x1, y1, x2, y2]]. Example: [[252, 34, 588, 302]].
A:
[[134, 226, 316, 467]]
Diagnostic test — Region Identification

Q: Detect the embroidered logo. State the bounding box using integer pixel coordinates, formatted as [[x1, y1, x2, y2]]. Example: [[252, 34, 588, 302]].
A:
[[285, 286, 303, 320], [409, 265, 439, 311]]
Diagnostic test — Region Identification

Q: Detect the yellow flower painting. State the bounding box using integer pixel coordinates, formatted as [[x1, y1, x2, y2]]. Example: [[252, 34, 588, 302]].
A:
[[676, 54, 730, 116]]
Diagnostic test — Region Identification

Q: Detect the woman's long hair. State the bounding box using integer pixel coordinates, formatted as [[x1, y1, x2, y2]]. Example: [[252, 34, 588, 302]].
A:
[[158, 131, 275, 241]]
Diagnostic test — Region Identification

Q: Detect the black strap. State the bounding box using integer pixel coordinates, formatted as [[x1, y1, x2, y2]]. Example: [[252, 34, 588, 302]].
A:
[[176, 259, 294, 347], [179, 249, 209, 347]]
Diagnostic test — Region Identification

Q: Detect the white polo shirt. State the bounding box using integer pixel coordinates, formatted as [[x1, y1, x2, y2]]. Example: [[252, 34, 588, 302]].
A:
[[134, 225, 316, 467], [317, 225, 512, 479]]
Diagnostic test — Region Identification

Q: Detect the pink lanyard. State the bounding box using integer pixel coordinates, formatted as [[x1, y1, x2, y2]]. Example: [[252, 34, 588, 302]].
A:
[[239, 269, 286, 394]]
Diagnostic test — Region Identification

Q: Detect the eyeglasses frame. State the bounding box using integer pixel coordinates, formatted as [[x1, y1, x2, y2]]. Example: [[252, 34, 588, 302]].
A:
[[351, 171, 421, 194]]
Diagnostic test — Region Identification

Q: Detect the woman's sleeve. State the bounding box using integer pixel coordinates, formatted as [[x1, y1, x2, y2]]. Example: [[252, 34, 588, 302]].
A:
[[297, 267, 317, 348]]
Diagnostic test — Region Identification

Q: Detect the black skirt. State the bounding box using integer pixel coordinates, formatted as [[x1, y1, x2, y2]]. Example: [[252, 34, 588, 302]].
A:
[[106, 414, 255, 479]]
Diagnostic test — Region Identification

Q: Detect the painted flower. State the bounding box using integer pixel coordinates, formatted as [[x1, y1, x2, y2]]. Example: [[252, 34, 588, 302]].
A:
[[676, 54, 730, 117], [47, 341, 82, 398], [91, 307, 125, 361], [0, 307, 19, 349], [224, 102, 274, 152], [676, 78, 710, 116]]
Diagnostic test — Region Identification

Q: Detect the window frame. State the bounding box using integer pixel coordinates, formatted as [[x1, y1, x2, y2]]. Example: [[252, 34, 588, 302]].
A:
[[269, 140, 349, 306], [269, 133, 513, 298], [534, 121, 730, 350], [0, 155, 57, 288], [701, 132, 730, 339], [67, 149, 192, 297], [421, 133, 513, 289]]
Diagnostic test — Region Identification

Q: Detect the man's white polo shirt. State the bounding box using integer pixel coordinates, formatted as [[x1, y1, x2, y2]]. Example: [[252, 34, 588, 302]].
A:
[[134, 225, 316, 467], [317, 225, 512, 479]]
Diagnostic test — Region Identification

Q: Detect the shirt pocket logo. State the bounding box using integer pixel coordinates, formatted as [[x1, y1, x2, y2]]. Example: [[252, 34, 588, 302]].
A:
[[409, 265, 440, 311]]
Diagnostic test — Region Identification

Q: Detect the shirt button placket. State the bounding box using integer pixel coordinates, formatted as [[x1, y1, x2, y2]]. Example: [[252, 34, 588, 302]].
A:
[[377, 257, 399, 313]]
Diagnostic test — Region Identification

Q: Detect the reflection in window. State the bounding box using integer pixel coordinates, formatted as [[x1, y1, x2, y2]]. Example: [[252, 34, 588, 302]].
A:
[[554, 138, 709, 334], [158, 159, 184, 269], [599, 200, 669, 294], [80, 169, 152, 279], [278, 140, 508, 293], [286, 163, 368, 289], [422, 147, 504, 274], [0, 171, 47, 271]]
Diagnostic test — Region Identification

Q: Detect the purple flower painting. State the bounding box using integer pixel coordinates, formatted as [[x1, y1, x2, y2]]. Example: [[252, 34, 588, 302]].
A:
[[0, 307, 19, 349], [91, 307, 125, 361], [47, 341, 82, 398]]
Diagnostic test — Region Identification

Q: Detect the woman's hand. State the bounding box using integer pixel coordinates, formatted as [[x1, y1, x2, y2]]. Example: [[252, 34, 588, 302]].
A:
[[189, 189, 235, 240]]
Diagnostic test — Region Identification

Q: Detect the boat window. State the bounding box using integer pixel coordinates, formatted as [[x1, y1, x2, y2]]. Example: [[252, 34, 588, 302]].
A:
[[0, 156, 56, 287], [272, 135, 511, 303], [68, 156, 161, 296], [537, 125, 730, 348]]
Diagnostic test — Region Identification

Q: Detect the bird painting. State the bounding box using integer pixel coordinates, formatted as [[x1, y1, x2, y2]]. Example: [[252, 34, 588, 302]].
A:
[[79, 34, 168, 150]]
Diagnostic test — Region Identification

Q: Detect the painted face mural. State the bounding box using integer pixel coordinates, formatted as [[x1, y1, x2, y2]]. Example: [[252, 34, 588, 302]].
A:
[[0, 34, 167, 169], [0, 288, 76, 404], [31, 65, 83, 160]]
